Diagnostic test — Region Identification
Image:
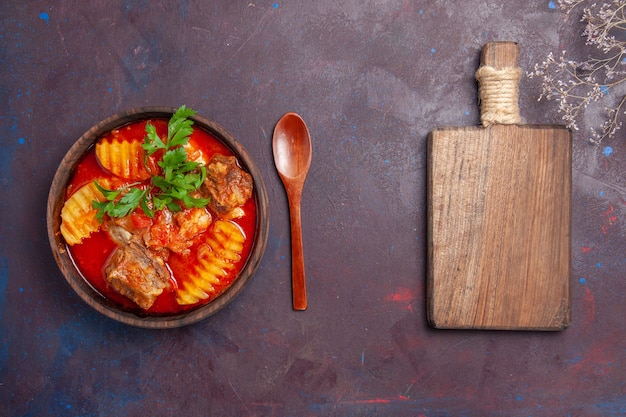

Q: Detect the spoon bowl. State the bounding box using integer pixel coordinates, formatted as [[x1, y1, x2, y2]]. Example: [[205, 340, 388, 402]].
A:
[[273, 114, 312, 179], [272, 113, 312, 310]]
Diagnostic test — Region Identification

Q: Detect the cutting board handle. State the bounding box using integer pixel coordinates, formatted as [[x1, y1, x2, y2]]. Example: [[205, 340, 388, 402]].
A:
[[476, 41, 522, 126]]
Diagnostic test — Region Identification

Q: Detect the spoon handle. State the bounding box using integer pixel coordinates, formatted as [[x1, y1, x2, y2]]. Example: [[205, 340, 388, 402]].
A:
[[288, 194, 307, 310]]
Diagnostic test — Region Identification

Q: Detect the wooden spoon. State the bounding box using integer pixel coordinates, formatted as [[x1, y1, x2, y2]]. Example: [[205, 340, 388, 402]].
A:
[[272, 112, 312, 311]]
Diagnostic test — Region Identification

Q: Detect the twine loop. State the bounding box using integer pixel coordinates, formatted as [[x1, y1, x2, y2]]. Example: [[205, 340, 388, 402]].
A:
[[475, 66, 522, 127]]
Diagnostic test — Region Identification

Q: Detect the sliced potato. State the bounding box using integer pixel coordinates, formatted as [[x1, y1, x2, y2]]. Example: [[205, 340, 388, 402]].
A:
[[60, 180, 109, 245], [176, 220, 246, 305], [95, 136, 150, 180]]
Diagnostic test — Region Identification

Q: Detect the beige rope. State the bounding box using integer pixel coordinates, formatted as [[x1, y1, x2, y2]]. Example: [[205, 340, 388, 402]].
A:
[[475, 66, 522, 127]]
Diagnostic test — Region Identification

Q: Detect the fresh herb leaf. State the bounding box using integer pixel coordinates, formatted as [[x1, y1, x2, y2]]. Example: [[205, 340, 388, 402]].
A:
[[92, 200, 110, 223], [168, 106, 196, 148], [93, 105, 210, 222], [143, 123, 166, 155], [93, 181, 149, 222], [115, 188, 148, 217], [182, 194, 211, 208], [140, 197, 154, 218], [143, 105, 197, 156], [152, 195, 169, 212], [161, 147, 190, 170], [94, 181, 121, 200], [166, 201, 182, 212]]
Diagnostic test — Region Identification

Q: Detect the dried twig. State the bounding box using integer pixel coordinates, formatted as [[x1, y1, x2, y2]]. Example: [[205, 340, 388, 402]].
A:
[[528, 0, 626, 144]]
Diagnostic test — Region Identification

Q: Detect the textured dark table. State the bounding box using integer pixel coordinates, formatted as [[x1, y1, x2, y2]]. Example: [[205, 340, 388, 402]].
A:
[[2, 1, 625, 416]]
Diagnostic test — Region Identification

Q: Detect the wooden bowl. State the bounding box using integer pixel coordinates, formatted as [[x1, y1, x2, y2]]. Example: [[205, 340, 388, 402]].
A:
[[47, 107, 269, 328]]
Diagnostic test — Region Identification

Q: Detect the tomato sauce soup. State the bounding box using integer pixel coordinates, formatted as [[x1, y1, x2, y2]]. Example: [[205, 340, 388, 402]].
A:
[[64, 119, 257, 315]]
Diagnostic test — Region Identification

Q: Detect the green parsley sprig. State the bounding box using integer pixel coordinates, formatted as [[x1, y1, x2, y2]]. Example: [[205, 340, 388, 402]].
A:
[[93, 105, 210, 222]]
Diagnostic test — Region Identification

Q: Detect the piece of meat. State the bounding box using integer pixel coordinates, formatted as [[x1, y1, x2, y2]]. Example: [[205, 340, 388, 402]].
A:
[[104, 222, 133, 246], [142, 207, 212, 255], [203, 154, 253, 215], [143, 208, 176, 250], [104, 214, 151, 246], [105, 240, 171, 310], [169, 208, 212, 254]]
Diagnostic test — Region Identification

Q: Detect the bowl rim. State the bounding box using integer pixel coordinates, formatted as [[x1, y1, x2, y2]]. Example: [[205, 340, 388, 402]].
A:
[[46, 107, 269, 328]]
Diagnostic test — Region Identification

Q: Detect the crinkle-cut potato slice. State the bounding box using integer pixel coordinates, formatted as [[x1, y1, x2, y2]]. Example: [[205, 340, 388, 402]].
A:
[[176, 220, 246, 305], [95, 136, 150, 180], [60, 179, 110, 245]]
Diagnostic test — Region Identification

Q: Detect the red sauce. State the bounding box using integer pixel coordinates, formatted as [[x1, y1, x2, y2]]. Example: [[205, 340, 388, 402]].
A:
[[65, 119, 257, 315]]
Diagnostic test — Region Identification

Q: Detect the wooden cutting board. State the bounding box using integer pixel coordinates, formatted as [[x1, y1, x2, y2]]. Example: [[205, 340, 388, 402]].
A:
[[427, 42, 572, 330]]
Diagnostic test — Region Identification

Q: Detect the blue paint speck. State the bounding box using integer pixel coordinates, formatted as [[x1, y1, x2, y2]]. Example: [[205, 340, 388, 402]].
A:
[[18, 138, 25, 145], [579, 277, 586, 284], [548, 1, 557, 9], [517, 395, 522, 401], [599, 191, 605, 197], [596, 262, 602, 268], [418, 9, 423, 15], [465, 110, 470, 116], [430, 48, 437, 54], [600, 85, 610, 95], [602, 146, 613, 157], [39, 12, 50, 21], [272, 2, 279, 9]]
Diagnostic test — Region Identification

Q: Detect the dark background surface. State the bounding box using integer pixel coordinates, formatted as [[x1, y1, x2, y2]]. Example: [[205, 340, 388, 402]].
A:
[[1, 1, 625, 416]]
